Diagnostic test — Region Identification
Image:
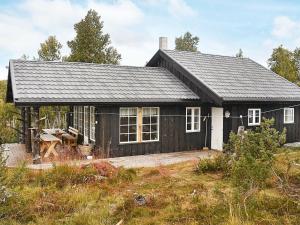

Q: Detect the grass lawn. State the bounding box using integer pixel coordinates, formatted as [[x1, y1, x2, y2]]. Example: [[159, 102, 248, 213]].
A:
[[1, 149, 299, 225]]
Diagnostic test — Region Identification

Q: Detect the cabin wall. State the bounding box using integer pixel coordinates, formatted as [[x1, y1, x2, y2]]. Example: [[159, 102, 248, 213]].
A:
[[95, 105, 211, 157], [223, 103, 300, 143]]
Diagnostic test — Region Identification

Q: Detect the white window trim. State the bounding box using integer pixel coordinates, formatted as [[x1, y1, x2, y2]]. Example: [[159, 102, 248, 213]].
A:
[[90, 106, 95, 141], [141, 107, 160, 143], [186, 107, 201, 133], [248, 108, 261, 126], [284, 107, 294, 124], [119, 107, 138, 144]]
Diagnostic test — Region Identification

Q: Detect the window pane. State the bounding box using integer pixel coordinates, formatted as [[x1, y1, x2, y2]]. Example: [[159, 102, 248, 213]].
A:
[[151, 124, 158, 132], [151, 116, 158, 124], [143, 132, 150, 141], [194, 122, 199, 130], [120, 108, 128, 116], [194, 108, 199, 116], [129, 125, 136, 133], [120, 134, 128, 142], [187, 116, 192, 123], [151, 108, 158, 115], [129, 134, 136, 142], [187, 123, 191, 130], [120, 117, 128, 125], [143, 116, 150, 124], [255, 116, 259, 123], [120, 125, 128, 133], [151, 132, 158, 140], [143, 108, 151, 116], [187, 108, 192, 116], [143, 125, 150, 132], [249, 116, 253, 124], [129, 116, 137, 125], [194, 116, 199, 123], [128, 108, 137, 116]]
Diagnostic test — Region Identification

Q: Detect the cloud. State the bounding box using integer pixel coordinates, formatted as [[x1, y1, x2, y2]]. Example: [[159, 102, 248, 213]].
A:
[[168, 0, 196, 17], [143, 0, 196, 17], [0, 0, 149, 80], [272, 16, 300, 38]]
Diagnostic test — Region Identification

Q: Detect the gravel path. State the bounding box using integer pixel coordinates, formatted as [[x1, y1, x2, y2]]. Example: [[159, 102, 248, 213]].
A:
[[27, 150, 218, 170]]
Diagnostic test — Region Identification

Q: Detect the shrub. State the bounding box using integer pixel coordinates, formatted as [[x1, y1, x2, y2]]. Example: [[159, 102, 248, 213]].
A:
[[196, 154, 230, 175], [35, 164, 98, 188], [225, 118, 286, 192]]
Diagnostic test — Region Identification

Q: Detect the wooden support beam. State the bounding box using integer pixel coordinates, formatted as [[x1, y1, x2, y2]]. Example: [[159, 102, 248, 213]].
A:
[[32, 107, 41, 164], [25, 107, 32, 153], [20, 107, 26, 144]]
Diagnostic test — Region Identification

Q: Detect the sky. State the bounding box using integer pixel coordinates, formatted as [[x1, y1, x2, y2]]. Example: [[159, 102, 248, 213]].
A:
[[0, 0, 300, 80]]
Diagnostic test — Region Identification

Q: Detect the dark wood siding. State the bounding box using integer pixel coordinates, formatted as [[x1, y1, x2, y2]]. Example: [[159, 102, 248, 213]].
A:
[[223, 103, 300, 143], [94, 105, 211, 157]]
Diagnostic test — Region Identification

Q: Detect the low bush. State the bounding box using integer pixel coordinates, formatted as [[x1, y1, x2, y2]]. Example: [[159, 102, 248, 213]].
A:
[[35, 164, 98, 188], [196, 154, 230, 175]]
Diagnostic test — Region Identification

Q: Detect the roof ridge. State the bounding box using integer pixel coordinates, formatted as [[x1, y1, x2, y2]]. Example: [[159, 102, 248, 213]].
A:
[[10, 59, 165, 70], [163, 49, 250, 60]]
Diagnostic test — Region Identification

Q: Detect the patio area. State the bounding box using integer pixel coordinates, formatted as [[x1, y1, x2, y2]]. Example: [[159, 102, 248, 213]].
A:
[[3, 143, 218, 170]]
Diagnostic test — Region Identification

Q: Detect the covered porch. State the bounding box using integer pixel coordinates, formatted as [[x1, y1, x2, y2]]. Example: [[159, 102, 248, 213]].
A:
[[17, 105, 98, 164]]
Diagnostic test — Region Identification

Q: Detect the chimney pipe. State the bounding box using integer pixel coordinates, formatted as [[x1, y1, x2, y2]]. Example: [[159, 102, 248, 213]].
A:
[[159, 37, 168, 50]]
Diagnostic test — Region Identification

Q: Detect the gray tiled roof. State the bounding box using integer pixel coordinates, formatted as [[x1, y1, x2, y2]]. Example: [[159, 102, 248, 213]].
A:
[[162, 50, 300, 101], [9, 60, 199, 104]]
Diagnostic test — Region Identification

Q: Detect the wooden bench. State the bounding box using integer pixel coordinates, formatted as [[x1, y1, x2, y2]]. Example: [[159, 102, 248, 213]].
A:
[[62, 127, 79, 148]]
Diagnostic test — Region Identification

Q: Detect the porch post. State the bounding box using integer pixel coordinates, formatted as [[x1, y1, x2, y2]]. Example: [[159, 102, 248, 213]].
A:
[[67, 106, 73, 129], [25, 107, 32, 153], [32, 106, 41, 164], [20, 107, 26, 144]]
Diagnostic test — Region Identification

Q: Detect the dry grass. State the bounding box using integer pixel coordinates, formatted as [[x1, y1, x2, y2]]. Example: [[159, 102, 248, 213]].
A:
[[1, 150, 300, 225]]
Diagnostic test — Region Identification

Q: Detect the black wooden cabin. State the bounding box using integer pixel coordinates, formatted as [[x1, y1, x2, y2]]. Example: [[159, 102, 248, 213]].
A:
[[6, 42, 300, 158]]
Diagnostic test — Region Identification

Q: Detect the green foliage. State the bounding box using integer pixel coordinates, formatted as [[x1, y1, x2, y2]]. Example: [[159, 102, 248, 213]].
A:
[[66, 9, 121, 64], [268, 45, 298, 82], [236, 49, 243, 58], [35, 165, 98, 189], [196, 154, 230, 175], [0, 80, 18, 143], [175, 32, 199, 52], [225, 118, 286, 192], [38, 36, 62, 61], [0, 144, 9, 203], [39, 106, 69, 129]]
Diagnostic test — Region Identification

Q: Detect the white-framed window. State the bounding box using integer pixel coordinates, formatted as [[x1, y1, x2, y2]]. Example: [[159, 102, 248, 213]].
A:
[[73, 106, 78, 129], [119, 107, 138, 143], [84, 106, 89, 140], [78, 106, 83, 133], [248, 108, 261, 126], [186, 107, 201, 132], [90, 106, 96, 141], [284, 108, 294, 124], [142, 107, 159, 142]]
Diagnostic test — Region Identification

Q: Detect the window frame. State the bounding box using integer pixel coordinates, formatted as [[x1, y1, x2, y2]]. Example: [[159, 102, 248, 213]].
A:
[[90, 106, 96, 141], [119, 107, 138, 144], [141, 107, 160, 142], [186, 107, 201, 133], [248, 108, 261, 126], [284, 107, 294, 124]]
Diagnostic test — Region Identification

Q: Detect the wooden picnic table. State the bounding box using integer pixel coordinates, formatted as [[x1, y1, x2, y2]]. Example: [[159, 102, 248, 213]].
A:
[[40, 134, 62, 158], [42, 128, 66, 136]]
